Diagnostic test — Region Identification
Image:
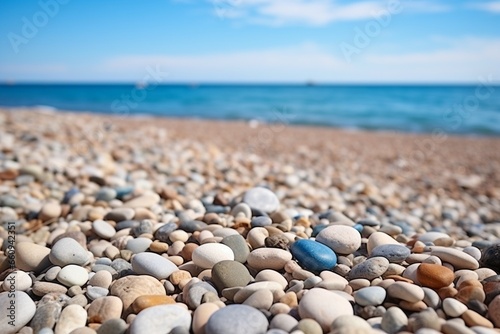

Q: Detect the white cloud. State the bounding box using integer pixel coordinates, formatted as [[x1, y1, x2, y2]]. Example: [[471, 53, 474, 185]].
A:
[[207, 0, 451, 26], [95, 38, 500, 83], [469, 1, 500, 13]]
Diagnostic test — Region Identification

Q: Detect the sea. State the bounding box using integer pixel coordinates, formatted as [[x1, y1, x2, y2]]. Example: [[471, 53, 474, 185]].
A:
[[1, 84, 499, 136]]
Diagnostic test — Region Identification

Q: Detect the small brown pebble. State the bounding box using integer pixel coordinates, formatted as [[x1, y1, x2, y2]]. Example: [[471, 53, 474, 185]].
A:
[[264, 234, 289, 250], [181, 243, 198, 261], [417, 263, 454, 289], [131, 295, 176, 313]]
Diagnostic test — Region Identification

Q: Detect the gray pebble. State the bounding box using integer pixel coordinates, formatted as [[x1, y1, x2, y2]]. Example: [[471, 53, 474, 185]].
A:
[[206, 304, 269, 334]]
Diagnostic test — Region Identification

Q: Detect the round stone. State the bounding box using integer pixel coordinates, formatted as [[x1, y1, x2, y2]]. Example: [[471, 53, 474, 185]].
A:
[[39, 202, 62, 221], [92, 220, 116, 239], [0, 291, 36, 334], [131, 252, 179, 279], [348, 257, 389, 280], [57, 265, 89, 287], [50, 238, 90, 267], [192, 243, 234, 269], [331, 315, 372, 333], [206, 304, 269, 334], [211, 260, 253, 291], [247, 248, 292, 271], [353, 286, 387, 306], [87, 296, 123, 323], [316, 225, 361, 254], [442, 298, 468, 317], [54, 304, 87, 334], [370, 244, 411, 263], [2, 270, 32, 292], [126, 238, 153, 254], [243, 187, 280, 213], [231, 202, 252, 219], [298, 288, 353, 332], [129, 305, 191, 334], [96, 318, 127, 334], [290, 239, 337, 273], [183, 281, 218, 309], [221, 234, 250, 263], [387, 282, 424, 303], [88, 271, 113, 289], [367, 232, 399, 255], [110, 276, 165, 314], [15, 242, 52, 273], [381, 307, 408, 334], [95, 188, 117, 202], [251, 216, 272, 228], [416, 263, 455, 289]]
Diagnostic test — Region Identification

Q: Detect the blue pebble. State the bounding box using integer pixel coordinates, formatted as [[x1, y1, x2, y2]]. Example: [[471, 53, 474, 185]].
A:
[[353, 224, 364, 233], [311, 224, 329, 237], [290, 239, 337, 273], [251, 216, 272, 228], [115, 186, 134, 199], [370, 244, 411, 263]]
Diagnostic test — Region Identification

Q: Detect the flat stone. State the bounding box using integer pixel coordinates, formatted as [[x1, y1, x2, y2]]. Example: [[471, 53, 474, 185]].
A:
[[243, 187, 280, 213], [251, 216, 272, 228], [255, 269, 288, 289], [348, 257, 389, 280], [96, 318, 127, 334], [316, 225, 361, 254], [206, 304, 269, 334], [370, 244, 411, 263], [51, 231, 87, 250], [50, 238, 90, 267], [57, 265, 89, 287], [103, 208, 135, 222], [129, 305, 191, 334], [92, 220, 116, 239], [88, 271, 113, 289], [417, 263, 455, 289], [126, 238, 153, 254], [243, 289, 274, 310], [110, 276, 165, 314], [298, 288, 353, 332], [387, 282, 424, 303], [131, 295, 176, 313], [32, 282, 68, 297], [123, 192, 160, 208], [0, 291, 36, 334], [2, 270, 32, 291], [30, 300, 62, 333], [233, 281, 283, 303], [381, 306, 408, 334], [430, 247, 479, 270], [290, 239, 337, 273], [85, 296, 123, 324], [86, 286, 110, 300], [367, 232, 399, 255], [211, 260, 253, 291], [39, 202, 62, 221], [54, 304, 87, 334], [353, 286, 387, 306], [247, 248, 292, 271], [442, 298, 468, 317], [131, 252, 178, 279], [418, 232, 451, 243], [221, 234, 250, 263], [192, 243, 234, 269], [15, 242, 52, 273], [95, 188, 117, 202]]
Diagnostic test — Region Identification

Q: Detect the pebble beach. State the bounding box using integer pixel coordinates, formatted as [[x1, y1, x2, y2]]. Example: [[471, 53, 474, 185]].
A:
[[2, 107, 500, 334]]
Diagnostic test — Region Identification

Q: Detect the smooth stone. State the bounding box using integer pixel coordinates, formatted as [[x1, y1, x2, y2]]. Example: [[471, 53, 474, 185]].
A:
[[270, 314, 299, 332], [353, 286, 387, 306], [154, 222, 178, 242], [30, 300, 62, 333], [330, 315, 372, 333], [316, 225, 361, 254], [129, 305, 191, 334], [183, 281, 218, 309], [2, 270, 32, 291], [290, 239, 337, 273], [418, 232, 451, 243], [348, 257, 389, 280], [255, 269, 288, 289], [206, 304, 269, 334], [15, 242, 52, 273], [180, 220, 207, 233], [87, 296, 123, 323], [0, 291, 36, 334], [123, 192, 160, 208], [103, 208, 135, 222], [110, 276, 165, 313], [243, 289, 274, 310], [487, 295, 500, 327], [370, 244, 411, 263], [50, 238, 90, 267], [422, 287, 441, 309], [417, 263, 455, 289], [381, 307, 408, 334], [39, 202, 62, 221], [92, 220, 116, 239], [57, 265, 89, 287], [125, 238, 152, 254], [192, 303, 219, 334], [443, 298, 468, 317], [480, 243, 500, 272], [95, 188, 117, 202], [86, 286, 109, 300], [32, 282, 68, 296], [410, 307, 441, 332], [211, 260, 252, 291], [96, 318, 127, 334], [192, 243, 234, 269], [233, 281, 284, 303], [131, 252, 178, 279], [231, 202, 253, 219], [88, 271, 113, 289], [247, 248, 292, 271], [367, 232, 399, 255], [243, 187, 280, 213], [131, 295, 176, 313], [430, 247, 479, 270], [298, 288, 353, 332], [294, 318, 323, 334], [251, 216, 272, 228], [55, 305, 87, 334], [51, 231, 87, 250], [387, 282, 424, 303], [221, 234, 250, 263]]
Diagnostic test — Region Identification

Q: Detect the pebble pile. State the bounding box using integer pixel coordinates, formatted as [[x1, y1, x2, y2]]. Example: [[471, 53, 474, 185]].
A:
[[1, 109, 500, 334]]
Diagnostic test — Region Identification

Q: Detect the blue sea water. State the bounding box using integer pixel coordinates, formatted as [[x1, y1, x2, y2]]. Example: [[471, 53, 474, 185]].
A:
[[1, 84, 499, 135]]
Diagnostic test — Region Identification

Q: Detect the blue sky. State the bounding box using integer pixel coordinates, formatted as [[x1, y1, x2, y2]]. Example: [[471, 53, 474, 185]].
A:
[[0, 0, 499, 83]]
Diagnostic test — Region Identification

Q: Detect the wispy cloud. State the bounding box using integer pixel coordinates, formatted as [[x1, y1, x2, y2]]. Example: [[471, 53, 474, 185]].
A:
[[208, 0, 451, 26], [469, 1, 500, 13]]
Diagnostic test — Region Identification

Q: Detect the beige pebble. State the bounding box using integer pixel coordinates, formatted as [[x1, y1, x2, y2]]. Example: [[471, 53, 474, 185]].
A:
[[367, 232, 399, 255], [87, 296, 123, 323], [88, 271, 113, 289], [430, 247, 479, 270], [255, 269, 288, 289], [247, 248, 292, 271], [193, 302, 219, 334], [387, 282, 424, 303], [55, 305, 87, 334], [442, 298, 467, 317]]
